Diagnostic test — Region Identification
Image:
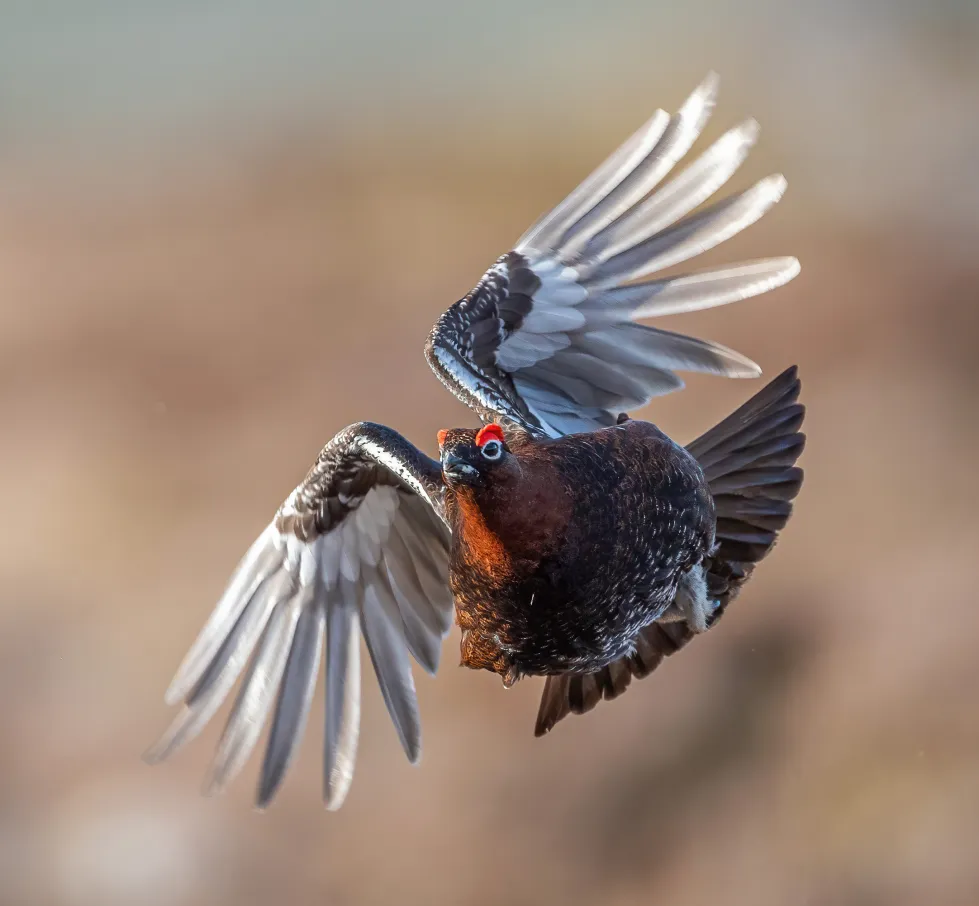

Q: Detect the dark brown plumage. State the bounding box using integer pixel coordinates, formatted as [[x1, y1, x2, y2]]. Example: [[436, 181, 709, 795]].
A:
[[148, 74, 805, 810], [533, 366, 805, 734], [441, 419, 716, 683]]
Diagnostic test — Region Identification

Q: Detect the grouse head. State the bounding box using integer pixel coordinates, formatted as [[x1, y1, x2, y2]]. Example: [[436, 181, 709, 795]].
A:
[[437, 423, 517, 490]]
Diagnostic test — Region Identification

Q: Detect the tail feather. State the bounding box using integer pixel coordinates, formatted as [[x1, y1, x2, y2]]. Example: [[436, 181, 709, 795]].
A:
[[705, 436, 804, 483], [689, 365, 804, 598], [534, 366, 805, 736], [688, 366, 801, 465]]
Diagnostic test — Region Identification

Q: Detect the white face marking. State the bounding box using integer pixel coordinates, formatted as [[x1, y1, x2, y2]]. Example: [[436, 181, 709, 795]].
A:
[[479, 439, 503, 461]]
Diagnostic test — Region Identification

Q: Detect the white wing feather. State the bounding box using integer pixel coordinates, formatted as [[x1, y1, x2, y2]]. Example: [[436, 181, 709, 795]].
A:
[[148, 425, 451, 810]]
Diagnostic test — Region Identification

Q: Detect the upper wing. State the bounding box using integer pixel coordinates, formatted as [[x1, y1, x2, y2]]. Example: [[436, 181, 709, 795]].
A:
[[146, 423, 452, 810], [425, 73, 799, 437]]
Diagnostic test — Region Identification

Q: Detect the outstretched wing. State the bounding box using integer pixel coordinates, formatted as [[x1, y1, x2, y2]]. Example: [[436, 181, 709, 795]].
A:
[[425, 73, 799, 437], [146, 423, 452, 810]]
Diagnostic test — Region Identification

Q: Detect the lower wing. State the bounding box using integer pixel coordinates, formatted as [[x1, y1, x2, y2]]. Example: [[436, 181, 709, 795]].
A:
[[146, 423, 452, 810]]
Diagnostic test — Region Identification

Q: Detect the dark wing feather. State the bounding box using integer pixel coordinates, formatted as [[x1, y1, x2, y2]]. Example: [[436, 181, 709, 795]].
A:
[[535, 622, 690, 736], [146, 423, 452, 810], [426, 74, 799, 437], [690, 365, 805, 602]]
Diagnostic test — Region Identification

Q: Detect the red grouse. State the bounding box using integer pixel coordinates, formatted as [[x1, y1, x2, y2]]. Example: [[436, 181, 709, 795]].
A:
[[148, 73, 805, 810]]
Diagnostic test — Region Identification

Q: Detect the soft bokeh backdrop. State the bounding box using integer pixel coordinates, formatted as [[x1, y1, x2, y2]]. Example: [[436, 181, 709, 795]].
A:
[[1, 2, 978, 905]]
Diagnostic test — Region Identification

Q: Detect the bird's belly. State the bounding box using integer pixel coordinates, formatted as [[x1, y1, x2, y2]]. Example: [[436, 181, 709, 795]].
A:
[[450, 420, 714, 682], [452, 541, 682, 679]]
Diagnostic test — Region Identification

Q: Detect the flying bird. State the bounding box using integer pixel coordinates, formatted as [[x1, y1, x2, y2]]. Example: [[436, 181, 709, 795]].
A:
[[147, 73, 805, 810]]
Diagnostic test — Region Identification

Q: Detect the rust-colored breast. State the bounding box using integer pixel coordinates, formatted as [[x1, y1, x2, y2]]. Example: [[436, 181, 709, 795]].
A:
[[454, 488, 512, 581]]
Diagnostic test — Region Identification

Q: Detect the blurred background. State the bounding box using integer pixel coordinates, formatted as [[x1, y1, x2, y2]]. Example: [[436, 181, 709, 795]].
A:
[[1, 2, 978, 904]]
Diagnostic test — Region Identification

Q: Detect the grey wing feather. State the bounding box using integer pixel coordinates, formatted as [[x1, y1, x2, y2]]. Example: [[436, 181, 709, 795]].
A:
[[359, 571, 422, 763], [147, 422, 451, 809], [162, 527, 284, 707], [146, 566, 293, 763], [324, 580, 361, 810], [519, 72, 716, 252], [203, 592, 303, 796], [257, 587, 325, 808], [426, 73, 799, 437]]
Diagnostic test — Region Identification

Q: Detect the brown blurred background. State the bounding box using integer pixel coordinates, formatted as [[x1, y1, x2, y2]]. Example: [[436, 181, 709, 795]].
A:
[[1, 2, 978, 905]]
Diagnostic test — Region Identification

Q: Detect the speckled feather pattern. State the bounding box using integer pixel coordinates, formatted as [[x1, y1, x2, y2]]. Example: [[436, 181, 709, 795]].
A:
[[445, 421, 715, 679], [424, 252, 545, 434], [276, 423, 446, 540], [533, 365, 804, 735]]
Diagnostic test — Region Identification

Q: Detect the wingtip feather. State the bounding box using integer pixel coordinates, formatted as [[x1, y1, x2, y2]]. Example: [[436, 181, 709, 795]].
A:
[[690, 70, 720, 112], [143, 706, 192, 765], [761, 172, 788, 203]]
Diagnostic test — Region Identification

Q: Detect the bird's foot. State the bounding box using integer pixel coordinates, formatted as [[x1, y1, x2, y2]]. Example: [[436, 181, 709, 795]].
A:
[[460, 628, 522, 686]]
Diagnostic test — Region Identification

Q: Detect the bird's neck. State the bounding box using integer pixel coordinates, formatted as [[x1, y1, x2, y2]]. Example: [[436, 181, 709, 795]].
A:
[[449, 457, 571, 584]]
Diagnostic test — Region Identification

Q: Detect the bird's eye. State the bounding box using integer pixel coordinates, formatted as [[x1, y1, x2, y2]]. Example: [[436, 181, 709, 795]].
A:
[[480, 439, 503, 461]]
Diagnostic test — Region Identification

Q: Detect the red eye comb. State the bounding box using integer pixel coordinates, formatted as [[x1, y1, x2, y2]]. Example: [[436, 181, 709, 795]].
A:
[[475, 423, 505, 447], [437, 429, 448, 447]]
